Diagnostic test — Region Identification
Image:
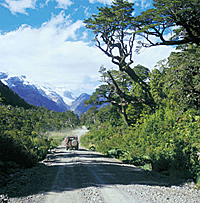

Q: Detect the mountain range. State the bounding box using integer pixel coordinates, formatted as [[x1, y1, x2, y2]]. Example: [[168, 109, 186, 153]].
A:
[[0, 72, 91, 115]]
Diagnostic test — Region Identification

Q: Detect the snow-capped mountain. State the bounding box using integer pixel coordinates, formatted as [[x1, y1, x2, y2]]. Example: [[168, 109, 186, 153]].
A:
[[0, 72, 69, 112], [63, 90, 76, 105], [0, 72, 9, 80], [38, 85, 69, 110], [0, 72, 92, 114], [54, 89, 76, 105]]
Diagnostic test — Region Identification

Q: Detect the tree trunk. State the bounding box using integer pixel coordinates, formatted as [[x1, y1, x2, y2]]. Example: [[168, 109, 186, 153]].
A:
[[121, 64, 156, 110], [121, 104, 129, 126]]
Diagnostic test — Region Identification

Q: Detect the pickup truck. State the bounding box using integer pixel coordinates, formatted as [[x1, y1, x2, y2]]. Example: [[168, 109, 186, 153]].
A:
[[66, 136, 79, 150]]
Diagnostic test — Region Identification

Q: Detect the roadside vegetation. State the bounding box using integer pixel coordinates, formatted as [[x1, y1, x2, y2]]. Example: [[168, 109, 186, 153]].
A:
[[81, 0, 200, 184], [0, 93, 80, 181]]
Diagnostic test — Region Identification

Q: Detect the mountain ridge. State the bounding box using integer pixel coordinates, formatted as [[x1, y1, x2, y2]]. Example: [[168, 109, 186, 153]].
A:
[[0, 72, 91, 114]]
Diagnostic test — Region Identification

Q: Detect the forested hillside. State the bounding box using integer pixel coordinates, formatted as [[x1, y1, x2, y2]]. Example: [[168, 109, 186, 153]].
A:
[[0, 83, 80, 182], [0, 81, 32, 109], [81, 0, 200, 184]]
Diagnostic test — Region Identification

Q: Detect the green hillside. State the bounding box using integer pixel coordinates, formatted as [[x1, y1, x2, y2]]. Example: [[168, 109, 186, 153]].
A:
[[0, 81, 32, 109]]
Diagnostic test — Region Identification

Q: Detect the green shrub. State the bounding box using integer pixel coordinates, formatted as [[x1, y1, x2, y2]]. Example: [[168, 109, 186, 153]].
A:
[[81, 107, 200, 182], [0, 134, 37, 170]]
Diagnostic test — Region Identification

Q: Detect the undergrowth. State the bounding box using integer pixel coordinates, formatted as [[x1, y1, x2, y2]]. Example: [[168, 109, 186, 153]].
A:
[[81, 108, 200, 182]]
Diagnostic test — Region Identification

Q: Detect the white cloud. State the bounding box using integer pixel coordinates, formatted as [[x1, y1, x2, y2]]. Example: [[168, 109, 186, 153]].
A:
[[0, 11, 112, 95], [88, 0, 151, 9], [0, 9, 175, 95], [133, 34, 176, 70], [54, 0, 73, 9], [83, 6, 90, 17], [134, 46, 175, 70], [135, 0, 151, 9], [89, 0, 112, 4], [1, 0, 37, 15], [1, 0, 74, 15], [45, 0, 73, 9]]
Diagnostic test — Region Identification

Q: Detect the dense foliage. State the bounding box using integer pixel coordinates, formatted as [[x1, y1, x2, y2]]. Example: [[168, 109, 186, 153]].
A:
[[0, 93, 80, 174], [82, 0, 200, 183], [134, 0, 200, 49], [81, 45, 200, 181], [81, 107, 200, 180]]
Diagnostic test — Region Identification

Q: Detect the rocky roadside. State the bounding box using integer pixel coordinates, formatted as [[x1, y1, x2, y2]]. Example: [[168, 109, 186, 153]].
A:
[[0, 150, 60, 203]]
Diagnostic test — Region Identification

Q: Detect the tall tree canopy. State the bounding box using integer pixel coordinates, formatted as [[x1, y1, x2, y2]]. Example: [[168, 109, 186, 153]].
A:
[[85, 65, 151, 126], [134, 0, 200, 50], [164, 45, 200, 110], [84, 0, 156, 109]]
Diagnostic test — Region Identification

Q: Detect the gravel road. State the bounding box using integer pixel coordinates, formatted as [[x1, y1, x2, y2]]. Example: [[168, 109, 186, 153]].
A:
[[1, 128, 200, 203]]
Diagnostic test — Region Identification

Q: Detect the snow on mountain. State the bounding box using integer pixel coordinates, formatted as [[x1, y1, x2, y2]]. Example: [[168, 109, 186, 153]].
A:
[[0, 72, 69, 112], [0, 72, 92, 114], [0, 72, 34, 87], [0, 72, 9, 80], [62, 90, 76, 105], [63, 90, 76, 100], [38, 85, 69, 110], [53, 88, 76, 105]]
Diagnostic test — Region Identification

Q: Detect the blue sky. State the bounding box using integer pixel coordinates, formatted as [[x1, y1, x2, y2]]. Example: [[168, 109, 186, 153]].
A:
[[0, 0, 174, 96]]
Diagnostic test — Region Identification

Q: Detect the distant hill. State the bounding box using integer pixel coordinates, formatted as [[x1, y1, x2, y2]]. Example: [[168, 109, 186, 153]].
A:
[[0, 81, 32, 109], [70, 93, 92, 115]]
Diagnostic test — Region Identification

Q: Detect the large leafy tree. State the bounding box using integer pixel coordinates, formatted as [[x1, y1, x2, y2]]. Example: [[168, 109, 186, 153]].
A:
[[85, 67, 134, 126], [149, 68, 167, 107], [85, 65, 151, 126], [84, 0, 156, 110], [80, 106, 98, 127], [134, 0, 200, 50], [164, 45, 200, 110]]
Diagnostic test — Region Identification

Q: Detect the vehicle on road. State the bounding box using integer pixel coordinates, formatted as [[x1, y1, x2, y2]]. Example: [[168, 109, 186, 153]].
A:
[[66, 136, 79, 150]]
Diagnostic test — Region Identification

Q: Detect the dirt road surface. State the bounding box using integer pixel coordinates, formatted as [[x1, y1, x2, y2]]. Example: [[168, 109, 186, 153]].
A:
[[42, 129, 200, 203], [1, 128, 200, 203]]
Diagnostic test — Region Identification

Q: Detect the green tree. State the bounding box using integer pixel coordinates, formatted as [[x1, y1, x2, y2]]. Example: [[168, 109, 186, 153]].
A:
[[164, 45, 200, 110], [150, 67, 167, 107], [133, 64, 151, 81], [85, 67, 136, 126], [95, 105, 122, 126], [81, 106, 98, 127], [134, 0, 200, 50], [84, 0, 156, 110], [85, 65, 152, 126], [0, 93, 3, 103]]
